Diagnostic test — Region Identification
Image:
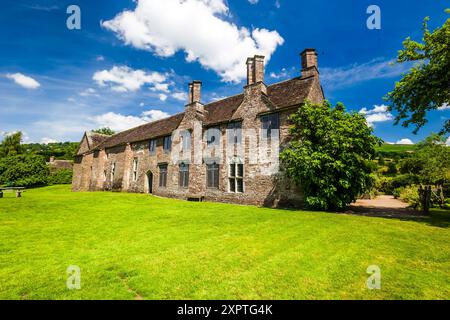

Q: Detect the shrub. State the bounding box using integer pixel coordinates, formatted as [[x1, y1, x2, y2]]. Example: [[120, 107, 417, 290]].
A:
[[375, 176, 394, 194], [48, 169, 73, 185], [391, 174, 420, 189], [398, 185, 421, 209], [386, 162, 398, 175], [0, 154, 49, 188]]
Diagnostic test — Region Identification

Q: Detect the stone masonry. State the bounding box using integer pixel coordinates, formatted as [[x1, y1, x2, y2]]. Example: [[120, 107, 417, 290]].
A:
[[72, 49, 325, 207]]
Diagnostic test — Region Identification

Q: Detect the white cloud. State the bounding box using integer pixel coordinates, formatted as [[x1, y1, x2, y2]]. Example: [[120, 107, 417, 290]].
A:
[[269, 67, 295, 80], [139, 102, 145, 107], [41, 137, 58, 144], [93, 66, 167, 92], [321, 58, 412, 90], [102, 0, 284, 82], [6, 73, 41, 89], [248, 0, 259, 4], [91, 109, 170, 132], [96, 55, 105, 61], [79, 88, 99, 97], [159, 93, 168, 101], [438, 103, 450, 111], [141, 110, 170, 122], [150, 82, 170, 93], [396, 138, 414, 145], [275, 0, 281, 9], [359, 104, 393, 127], [172, 92, 188, 102]]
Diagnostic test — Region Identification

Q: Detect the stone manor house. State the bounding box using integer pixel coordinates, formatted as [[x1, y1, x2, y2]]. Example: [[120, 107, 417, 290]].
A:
[[72, 49, 325, 207]]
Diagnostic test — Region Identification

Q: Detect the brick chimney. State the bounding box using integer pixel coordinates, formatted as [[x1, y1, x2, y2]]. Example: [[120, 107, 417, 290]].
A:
[[188, 80, 202, 104], [301, 48, 318, 78], [246, 55, 265, 85]]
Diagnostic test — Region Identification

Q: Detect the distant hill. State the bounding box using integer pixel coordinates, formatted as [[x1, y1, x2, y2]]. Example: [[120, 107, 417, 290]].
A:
[[376, 143, 417, 158]]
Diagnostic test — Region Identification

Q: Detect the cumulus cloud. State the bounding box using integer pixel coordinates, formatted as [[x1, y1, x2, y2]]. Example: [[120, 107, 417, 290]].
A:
[[396, 138, 414, 145], [438, 103, 450, 111], [321, 58, 412, 90], [102, 0, 284, 82], [172, 92, 188, 102], [359, 104, 393, 127], [93, 66, 168, 92], [6, 73, 41, 89], [159, 93, 168, 101], [141, 110, 170, 122], [91, 109, 170, 132]]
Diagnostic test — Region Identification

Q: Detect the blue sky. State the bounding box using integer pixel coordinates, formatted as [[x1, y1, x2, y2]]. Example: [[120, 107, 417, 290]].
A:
[[0, 0, 449, 144]]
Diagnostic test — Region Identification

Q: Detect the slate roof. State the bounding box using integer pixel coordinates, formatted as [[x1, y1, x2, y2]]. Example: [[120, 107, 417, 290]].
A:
[[83, 76, 315, 153]]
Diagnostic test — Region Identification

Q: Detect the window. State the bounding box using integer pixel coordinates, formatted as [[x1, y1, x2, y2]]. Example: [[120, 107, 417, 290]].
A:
[[181, 131, 191, 152], [159, 164, 168, 187], [110, 162, 116, 182], [179, 163, 189, 188], [227, 121, 242, 145], [229, 162, 244, 193], [103, 170, 107, 182], [261, 113, 279, 140], [207, 127, 220, 146], [163, 136, 172, 152], [132, 158, 138, 182], [207, 163, 219, 189], [149, 139, 156, 155]]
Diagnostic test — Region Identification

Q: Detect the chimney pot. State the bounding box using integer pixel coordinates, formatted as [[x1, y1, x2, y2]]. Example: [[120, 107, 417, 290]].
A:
[[300, 48, 318, 77], [188, 80, 202, 103], [246, 55, 265, 85]]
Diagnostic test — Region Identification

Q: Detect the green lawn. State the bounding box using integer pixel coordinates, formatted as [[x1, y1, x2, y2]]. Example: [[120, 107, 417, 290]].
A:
[[0, 185, 449, 300]]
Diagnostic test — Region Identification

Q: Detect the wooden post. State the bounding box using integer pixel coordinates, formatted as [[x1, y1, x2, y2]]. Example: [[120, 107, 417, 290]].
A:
[[16, 190, 21, 198], [0, 191, 3, 199]]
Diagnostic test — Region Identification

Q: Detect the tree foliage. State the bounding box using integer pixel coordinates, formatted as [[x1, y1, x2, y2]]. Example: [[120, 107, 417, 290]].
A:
[[280, 100, 381, 211], [0, 154, 49, 187], [23, 142, 79, 161], [0, 132, 23, 158], [92, 127, 115, 136], [387, 9, 450, 134]]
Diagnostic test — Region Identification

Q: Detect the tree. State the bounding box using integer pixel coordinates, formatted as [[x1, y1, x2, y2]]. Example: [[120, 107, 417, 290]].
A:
[[415, 134, 450, 185], [280, 100, 381, 211], [0, 131, 23, 158], [387, 9, 450, 134], [92, 127, 115, 136]]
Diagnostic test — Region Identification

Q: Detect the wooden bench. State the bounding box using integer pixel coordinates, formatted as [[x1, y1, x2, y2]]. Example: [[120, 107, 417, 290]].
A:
[[0, 187, 25, 198]]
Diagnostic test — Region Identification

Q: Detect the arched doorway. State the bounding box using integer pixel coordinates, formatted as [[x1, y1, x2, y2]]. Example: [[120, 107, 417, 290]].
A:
[[146, 171, 153, 194]]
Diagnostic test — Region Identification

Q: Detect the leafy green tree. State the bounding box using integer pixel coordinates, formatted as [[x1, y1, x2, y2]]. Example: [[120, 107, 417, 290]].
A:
[[48, 169, 73, 185], [415, 134, 450, 185], [386, 162, 398, 175], [92, 127, 115, 135], [378, 154, 385, 166], [280, 100, 381, 211], [0, 131, 23, 158], [0, 154, 49, 187], [387, 9, 450, 134]]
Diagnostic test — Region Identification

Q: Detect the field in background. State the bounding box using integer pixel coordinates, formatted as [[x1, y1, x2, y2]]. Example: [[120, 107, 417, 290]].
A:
[[0, 185, 449, 300]]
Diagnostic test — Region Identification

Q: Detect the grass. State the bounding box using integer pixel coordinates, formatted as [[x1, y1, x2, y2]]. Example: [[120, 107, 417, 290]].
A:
[[376, 143, 418, 154], [0, 185, 449, 300]]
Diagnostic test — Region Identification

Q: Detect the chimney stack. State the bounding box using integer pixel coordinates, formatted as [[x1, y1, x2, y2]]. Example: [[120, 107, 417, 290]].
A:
[[246, 55, 265, 85], [188, 80, 202, 104], [300, 48, 318, 78]]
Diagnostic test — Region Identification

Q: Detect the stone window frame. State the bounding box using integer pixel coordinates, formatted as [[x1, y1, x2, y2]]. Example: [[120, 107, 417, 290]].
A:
[[163, 135, 172, 153], [206, 162, 219, 189], [159, 163, 168, 188], [132, 158, 138, 182], [179, 162, 189, 189], [149, 139, 156, 155], [228, 157, 244, 193], [260, 112, 280, 140]]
